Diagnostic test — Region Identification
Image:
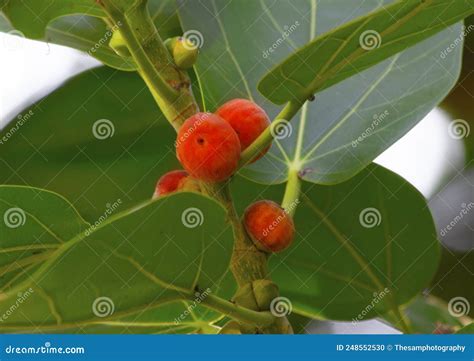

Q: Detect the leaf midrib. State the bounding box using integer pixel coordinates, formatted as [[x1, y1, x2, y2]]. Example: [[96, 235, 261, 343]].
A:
[[0, 197, 164, 301], [211, 0, 254, 102], [301, 69, 455, 165], [282, 258, 377, 293], [299, 54, 399, 165], [302, 194, 386, 292], [0, 294, 186, 331], [291, 0, 317, 168], [295, 0, 431, 97]]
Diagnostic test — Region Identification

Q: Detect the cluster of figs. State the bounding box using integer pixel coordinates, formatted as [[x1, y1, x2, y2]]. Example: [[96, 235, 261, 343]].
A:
[[154, 98, 295, 253]]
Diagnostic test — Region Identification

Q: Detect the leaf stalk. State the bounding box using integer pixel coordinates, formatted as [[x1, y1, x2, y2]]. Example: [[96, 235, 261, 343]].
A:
[[239, 99, 304, 168], [281, 169, 302, 217]]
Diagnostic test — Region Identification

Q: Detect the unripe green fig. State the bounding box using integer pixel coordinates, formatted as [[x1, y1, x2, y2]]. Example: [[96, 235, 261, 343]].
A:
[[165, 36, 199, 69], [164, 37, 179, 52], [252, 280, 279, 310], [232, 283, 258, 310], [110, 31, 131, 58]]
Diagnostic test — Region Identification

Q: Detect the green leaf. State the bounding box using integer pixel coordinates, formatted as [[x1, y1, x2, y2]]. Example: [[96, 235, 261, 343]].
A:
[[258, 0, 474, 104], [1, 0, 104, 38], [0, 186, 234, 332], [179, 0, 464, 185], [396, 295, 465, 334], [287, 313, 312, 334], [0, 67, 177, 221], [0, 12, 12, 31], [1, 1, 181, 71], [456, 322, 474, 334], [231, 164, 440, 321], [0, 65, 206, 237], [46, 15, 137, 71]]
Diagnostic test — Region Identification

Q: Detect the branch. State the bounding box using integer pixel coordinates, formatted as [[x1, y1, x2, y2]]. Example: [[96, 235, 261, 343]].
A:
[[98, 0, 198, 130]]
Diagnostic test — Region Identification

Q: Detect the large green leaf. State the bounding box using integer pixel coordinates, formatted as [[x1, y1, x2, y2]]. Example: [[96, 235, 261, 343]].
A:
[[231, 164, 440, 322], [179, 0, 464, 185], [0, 65, 441, 324], [45, 15, 136, 71], [258, 0, 474, 104], [0, 186, 234, 332], [0, 12, 12, 31], [1, 0, 104, 38], [0, 67, 178, 222], [0, 64, 206, 222], [396, 295, 465, 334], [0, 1, 181, 71]]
